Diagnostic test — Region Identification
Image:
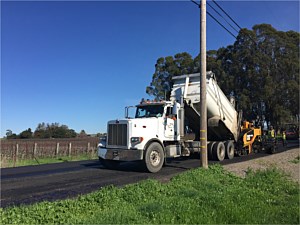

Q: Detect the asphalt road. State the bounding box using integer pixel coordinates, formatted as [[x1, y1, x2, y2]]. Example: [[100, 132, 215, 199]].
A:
[[1, 140, 299, 208]]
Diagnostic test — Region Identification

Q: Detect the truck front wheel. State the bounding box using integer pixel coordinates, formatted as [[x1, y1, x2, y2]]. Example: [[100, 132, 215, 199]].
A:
[[144, 142, 164, 173]]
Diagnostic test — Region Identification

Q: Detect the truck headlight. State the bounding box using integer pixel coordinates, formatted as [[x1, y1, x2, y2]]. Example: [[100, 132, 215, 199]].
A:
[[98, 138, 107, 148], [98, 142, 106, 148], [130, 137, 144, 144]]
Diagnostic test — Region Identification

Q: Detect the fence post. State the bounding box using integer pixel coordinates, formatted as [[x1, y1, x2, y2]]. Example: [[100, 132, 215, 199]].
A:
[[12, 144, 15, 167], [68, 142, 72, 157], [56, 142, 60, 157], [87, 142, 90, 154], [34, 143, 37, 157], [16, 143, 19, 161], [92, 143, 96, 157], [14, 143, 19, 167]]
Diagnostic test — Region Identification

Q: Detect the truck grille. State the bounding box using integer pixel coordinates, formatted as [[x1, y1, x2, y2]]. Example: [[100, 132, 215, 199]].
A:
[[108, 124, 128, 147]]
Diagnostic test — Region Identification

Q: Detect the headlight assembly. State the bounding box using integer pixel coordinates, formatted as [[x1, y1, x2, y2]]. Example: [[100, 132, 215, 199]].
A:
[[130, 137, 144, 144]]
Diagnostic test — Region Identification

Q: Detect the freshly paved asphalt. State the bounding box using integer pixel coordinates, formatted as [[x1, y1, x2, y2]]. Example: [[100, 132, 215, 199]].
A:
[[1, 140, 298, 208]]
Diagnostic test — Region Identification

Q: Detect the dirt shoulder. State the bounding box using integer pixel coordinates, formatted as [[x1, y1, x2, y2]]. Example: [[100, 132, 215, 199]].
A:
[[223, 147, 300, 183]]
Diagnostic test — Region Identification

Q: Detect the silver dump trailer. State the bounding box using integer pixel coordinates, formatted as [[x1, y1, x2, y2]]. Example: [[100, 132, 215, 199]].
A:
[[170, 72, 241, 160], [171, 72, 240, 142]]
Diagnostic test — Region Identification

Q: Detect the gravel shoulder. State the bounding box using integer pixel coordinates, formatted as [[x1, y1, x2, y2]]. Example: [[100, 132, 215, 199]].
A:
[[223, 147, 300, 183]]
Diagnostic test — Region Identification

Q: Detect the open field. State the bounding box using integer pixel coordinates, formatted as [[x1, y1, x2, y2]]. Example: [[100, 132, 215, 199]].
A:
[[1, 164, 299, 224]]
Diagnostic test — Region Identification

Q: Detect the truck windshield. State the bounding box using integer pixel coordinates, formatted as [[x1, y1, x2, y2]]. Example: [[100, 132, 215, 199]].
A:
[[135, 105, 164, 118]]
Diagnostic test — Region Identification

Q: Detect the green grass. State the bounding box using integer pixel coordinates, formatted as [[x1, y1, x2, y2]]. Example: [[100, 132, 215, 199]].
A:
[[1, 165, 299, 224], [1, 154, 97, 168], [290, 155, 300, 164]]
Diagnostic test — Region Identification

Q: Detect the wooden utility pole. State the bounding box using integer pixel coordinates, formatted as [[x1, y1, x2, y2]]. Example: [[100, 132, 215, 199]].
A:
[[200, 0, 208, 169]]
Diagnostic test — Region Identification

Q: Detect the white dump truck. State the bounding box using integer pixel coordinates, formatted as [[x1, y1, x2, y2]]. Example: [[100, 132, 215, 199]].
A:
[[98, 72, 254, 173]]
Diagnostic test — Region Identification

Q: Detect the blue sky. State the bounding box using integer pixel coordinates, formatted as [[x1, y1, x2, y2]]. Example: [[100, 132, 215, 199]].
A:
[[1, 1, 299, 136]]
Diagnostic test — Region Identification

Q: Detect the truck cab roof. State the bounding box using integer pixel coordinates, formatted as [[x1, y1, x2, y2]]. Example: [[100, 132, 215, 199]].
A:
[[137, 99, 172, 107]]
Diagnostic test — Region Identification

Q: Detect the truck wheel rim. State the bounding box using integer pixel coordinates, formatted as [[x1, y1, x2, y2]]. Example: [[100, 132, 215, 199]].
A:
[[218, 146, 225, 159], [150, 150, 160, 166], [229, 146, 234, 156]]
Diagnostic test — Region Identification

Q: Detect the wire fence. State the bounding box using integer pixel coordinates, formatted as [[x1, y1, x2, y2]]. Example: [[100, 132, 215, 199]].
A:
[[1, 137, 99, 163]]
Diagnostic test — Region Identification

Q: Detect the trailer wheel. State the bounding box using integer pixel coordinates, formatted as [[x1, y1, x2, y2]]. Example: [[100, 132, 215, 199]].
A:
[[225, 141, 235, 159], [99, 158, 120, 170], [144, 142, 164, 173], [213, 142, 225, 161]]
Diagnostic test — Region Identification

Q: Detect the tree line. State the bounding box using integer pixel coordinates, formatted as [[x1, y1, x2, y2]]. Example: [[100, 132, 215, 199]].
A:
[[5, 123, 104, 139], [146, 24, 299, 127]]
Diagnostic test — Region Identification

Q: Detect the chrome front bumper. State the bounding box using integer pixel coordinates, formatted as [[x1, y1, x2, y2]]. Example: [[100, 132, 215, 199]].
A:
[[98, 147, 143, 161]]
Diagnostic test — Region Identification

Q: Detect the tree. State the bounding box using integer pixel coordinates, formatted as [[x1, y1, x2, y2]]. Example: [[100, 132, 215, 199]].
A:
[[146, 52, 194, 100], [66, 129, 77, 138], [7, 134, 18, 139], [19, 128, 33, 139], [33, 122, 78, 138], [6, 129, 17, 139], [216, 24, 299, 125], [146, 24, 299, 126], [6, 129, 12, 137], [78, 130, 87, 138], [34, 123, 49, 138]]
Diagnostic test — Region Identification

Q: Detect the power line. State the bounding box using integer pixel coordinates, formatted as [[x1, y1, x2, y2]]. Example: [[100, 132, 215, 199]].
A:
[[211, 0, 259, 46], [211, 0, 242, 30], [207, 2, 240, 33], [191, 1, 259, 44], [191, 0, 200, 8], [192, 1, 273, 67], [207, 11, 237, 39], [191, 0, 237, 39]]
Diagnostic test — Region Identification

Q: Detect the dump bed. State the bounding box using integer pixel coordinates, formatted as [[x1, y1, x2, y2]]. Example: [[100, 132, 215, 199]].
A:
[[170, 72, 240, 142]]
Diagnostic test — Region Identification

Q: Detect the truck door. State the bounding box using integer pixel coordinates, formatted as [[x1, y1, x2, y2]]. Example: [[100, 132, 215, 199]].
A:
[[164, 106, 176, 138]]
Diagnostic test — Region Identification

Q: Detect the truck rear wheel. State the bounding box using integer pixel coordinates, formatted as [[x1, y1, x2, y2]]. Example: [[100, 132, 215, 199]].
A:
[[225, 141, 235, 159], [213, 142, 225, 161], [207, 142, 216, 160], [144, 142, 164, 173]]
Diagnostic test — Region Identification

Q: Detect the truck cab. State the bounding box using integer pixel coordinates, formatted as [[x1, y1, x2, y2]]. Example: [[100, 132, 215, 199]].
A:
[[98, 99, 181, 172]]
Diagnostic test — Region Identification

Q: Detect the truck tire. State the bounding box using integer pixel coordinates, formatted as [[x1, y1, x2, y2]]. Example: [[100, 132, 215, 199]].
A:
[[212, 142, 225, 161], [144, 142, 164, 173], [99, 158, 120, 170], [225, 141, 235, 159], [269, 146, 276, 154], [207, 142, 216, 160]]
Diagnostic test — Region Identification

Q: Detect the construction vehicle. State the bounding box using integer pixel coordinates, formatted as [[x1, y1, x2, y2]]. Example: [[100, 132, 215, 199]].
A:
[[98, 72, 263, 173], [238, 121, 262, 155]]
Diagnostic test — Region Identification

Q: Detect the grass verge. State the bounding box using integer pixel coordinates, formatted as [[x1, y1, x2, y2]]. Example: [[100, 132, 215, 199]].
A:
[[1, 164, 299, 224], [1, 154, 97, 168], [290, 155, 300, 164]]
